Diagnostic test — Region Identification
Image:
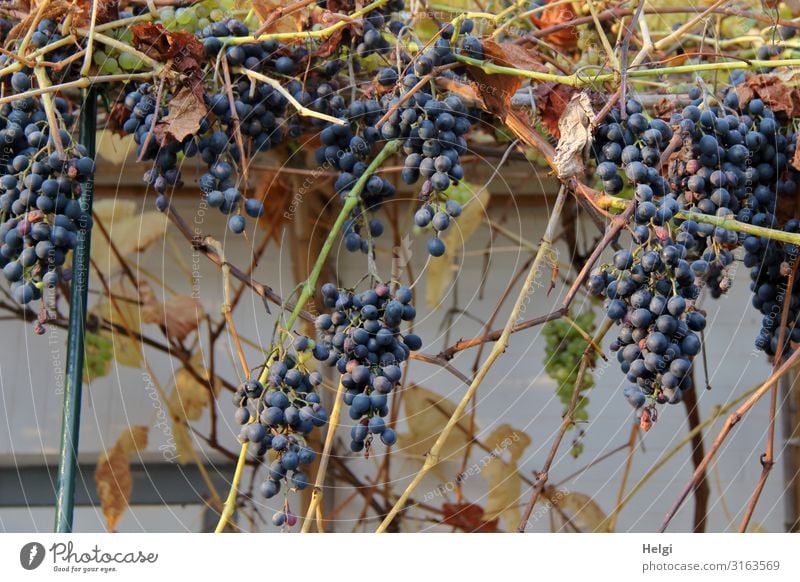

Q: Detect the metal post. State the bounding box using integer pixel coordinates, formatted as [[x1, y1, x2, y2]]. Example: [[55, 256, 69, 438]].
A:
[[54, 88, 97, 533]]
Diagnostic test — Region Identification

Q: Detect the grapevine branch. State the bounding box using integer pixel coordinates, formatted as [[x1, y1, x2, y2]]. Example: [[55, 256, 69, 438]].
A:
[[659, 347, 800, 532], [300, 379, 345, 532], [738, 258, 800, 532]]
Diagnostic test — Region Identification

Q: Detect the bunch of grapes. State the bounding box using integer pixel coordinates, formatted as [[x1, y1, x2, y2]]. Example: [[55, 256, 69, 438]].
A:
[[313, 282, 421, 451], [0, 72, 94, 306], [672, 89, 799, 356], [231, 339, 326, 500], [160, 0, 253, 34], [542, 311, 598, 457]]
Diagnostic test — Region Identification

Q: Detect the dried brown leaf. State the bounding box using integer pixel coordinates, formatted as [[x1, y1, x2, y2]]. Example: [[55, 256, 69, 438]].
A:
[[90, 283, 144, 368], [95, 426, 149, 531], [530, 0, 579, 51], [117, 425, 150, 455], [73, 0, 119, 28], [163, 294, 204, 341], [553, 92, 595, 179], [441, 502, 498, 532], [483, 423, 531, 463], [171, 419, 194, 465], [131, 24, 205, 93], [482, 456, 523, 527], [465, 39, 526, 113], [248, 0, 306, 34], [91, 200, 167, 276], [535, 82, 578, 139], [7, 0, 69, 41], [792, 132, 800, 172], [491, 41, 548, 73], [481, 423, 532, 526], [152, 88, 208, 145], [736, 74, 800, 117], [95, 449, 131, 532]]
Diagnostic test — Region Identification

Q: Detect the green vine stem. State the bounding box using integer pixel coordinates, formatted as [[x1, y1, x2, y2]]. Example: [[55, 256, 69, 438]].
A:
[[453, 54, 800, 87], [218, 0, 391, 45], [375, 185, 569, 533], [597, 194, 800, 245], [214, 139, 401, 533]]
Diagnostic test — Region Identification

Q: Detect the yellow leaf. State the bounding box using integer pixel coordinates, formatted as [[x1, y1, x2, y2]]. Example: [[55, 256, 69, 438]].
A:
[[90, 283, 144, 368], [168, 353, 219, 422], [171, 419, 194, 466], [95, 130, 136, 165], [91, 200, 168, 276], [397, 384, 473, 463], [95, 426, 149, 531], [117, 425, 149, 455], [549, 491, 608, 533], [483, 423, 532, 463], [482, 456, 523, 528], [480, 424, 531, 527], [425, 188, 491, 309]]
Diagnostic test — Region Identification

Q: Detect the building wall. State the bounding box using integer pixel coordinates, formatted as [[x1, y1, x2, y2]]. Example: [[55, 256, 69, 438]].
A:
[[0, 195, 786, 532]]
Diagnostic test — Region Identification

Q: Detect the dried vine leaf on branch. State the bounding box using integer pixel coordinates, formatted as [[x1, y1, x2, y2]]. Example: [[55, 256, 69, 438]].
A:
[[95, 425, 149, 531]]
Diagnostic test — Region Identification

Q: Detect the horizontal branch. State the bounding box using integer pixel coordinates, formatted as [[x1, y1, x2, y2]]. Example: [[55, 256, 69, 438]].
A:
[[597, 194, 800, 245]]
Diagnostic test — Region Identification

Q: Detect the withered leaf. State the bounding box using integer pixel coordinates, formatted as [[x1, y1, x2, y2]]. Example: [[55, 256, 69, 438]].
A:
[[535, 82, 578, 139], [95, 425, 149, 531], [547, 489, 608, 533], [161, 294, 204, 341], [74, 0, 119, 28], [132, 24, 205, 92], [467, 38, 523, 116], [792, 132, 800, 172], [441, 502, 499, 533], [249, 0, 307, 34], [7, 0, 69, 41], [553, 92, 595, 179], [152, 87, 208, 145], [530, 0, 579, 51], [735, 74, 800, 117]]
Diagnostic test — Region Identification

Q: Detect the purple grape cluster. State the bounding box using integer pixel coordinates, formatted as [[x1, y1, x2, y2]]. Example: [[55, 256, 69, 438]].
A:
[[313, 282, 421, 451]]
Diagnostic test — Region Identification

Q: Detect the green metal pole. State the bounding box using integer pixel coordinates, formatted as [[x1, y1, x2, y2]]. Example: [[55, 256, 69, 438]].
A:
[[54, 88, 97, 533]]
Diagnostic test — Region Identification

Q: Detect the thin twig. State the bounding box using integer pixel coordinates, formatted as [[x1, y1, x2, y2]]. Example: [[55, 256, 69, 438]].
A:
[[237, 67, 347, 126], [301, 379, 346, 532], [738, 257, 800, 531], [659, 347, 800, 532]]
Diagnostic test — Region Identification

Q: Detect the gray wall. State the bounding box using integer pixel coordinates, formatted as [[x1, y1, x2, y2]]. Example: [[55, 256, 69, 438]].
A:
[[0, 195, 786, 532]]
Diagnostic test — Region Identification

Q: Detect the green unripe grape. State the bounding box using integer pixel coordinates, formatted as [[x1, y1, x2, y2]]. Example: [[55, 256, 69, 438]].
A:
[[197, 17, 211, 29], [176, 8, 197, 27], [195, 4, 210, 18], [93, 50, 108, 66], [210, 8, 224, 21], [100, 57, 121, 75], [118, 52, 143, 71]]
